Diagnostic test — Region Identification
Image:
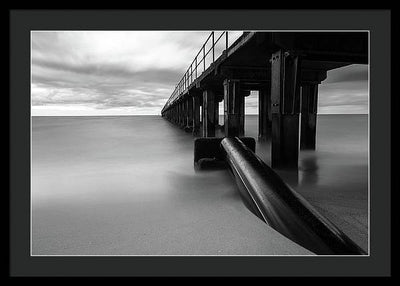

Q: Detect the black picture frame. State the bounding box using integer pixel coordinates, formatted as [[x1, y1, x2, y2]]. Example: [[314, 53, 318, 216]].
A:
[[9, 9, 391, 277]]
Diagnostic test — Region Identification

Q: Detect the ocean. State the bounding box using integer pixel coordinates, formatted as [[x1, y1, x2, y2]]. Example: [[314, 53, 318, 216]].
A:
[[31, 114, 368, 255]]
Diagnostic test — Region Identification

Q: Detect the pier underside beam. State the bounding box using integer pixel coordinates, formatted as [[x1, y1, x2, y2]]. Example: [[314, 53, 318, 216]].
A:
[[300, 84, 318, 150], [270, 50, 302, 169], [224, 79, 245, 137], [202, 89, 216, 137]]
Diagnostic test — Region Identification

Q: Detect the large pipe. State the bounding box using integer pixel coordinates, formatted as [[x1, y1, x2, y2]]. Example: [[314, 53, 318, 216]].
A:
[[220, 137, 366, 255]]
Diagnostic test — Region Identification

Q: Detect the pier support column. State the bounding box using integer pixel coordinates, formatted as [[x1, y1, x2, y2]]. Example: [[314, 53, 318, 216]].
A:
[[202, 89, 216, 137], [258, 83, 272, 140], [181, 101, 185, 127], [177, 104, 180, 125], [173, 106, 177, 124], [183, 100, 187, 128], [179, 104, 182, 125], [192, 95, 201, 135], [300, 84, 318, 150], [224, 79, 244, 137], [176, 103, 180, 125], [175, 103, 180, 125], [215, 99, 220, 128], [176, 102, 181, 126], [178, 103, 181, 125], [270, 50, 301, 169], [186, 97, 193, 132], [239, 90, 250, 136]]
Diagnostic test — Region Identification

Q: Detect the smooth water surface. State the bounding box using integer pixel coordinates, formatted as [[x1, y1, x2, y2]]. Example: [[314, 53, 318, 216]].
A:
[[32, 114, 368, 255], [32, 116, 312, 255]]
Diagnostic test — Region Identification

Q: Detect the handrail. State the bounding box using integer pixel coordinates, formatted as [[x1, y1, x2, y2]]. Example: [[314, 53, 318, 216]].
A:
[[162, 31, 231, 112]]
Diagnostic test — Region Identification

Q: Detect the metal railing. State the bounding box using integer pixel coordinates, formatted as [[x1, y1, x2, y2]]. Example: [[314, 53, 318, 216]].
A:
[[163, 31, 231, 111]]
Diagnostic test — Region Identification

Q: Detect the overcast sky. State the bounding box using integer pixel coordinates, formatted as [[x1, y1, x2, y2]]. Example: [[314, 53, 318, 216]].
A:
[[31, 31, 368, 116]]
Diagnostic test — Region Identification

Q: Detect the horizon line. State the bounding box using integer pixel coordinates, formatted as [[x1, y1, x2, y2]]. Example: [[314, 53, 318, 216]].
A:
[[31, 113, 368, 117]]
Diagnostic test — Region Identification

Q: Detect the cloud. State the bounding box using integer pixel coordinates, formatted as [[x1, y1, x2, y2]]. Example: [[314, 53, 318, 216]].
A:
[[31, 31, 244, 115], [318, 66, 368, 113], [323, 64, 368, 84], [31, 31, 368, 116]]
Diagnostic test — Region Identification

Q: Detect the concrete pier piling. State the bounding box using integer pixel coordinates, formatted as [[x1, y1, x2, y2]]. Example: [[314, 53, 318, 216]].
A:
[[239, 90, 249, 136], [258, 83, 272, 140], [214, 97, 221, 129], [185, 96, 193, 132], [300, 84, 319, 150], [192, 95, 201, 135], [202, 89, 216, 137], [270, 50, 302, 169], [223, 79, 242, 137]]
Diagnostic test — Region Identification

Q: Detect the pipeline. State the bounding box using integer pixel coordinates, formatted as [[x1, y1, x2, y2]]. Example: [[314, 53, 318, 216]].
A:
[[220, 137, 366, 255]]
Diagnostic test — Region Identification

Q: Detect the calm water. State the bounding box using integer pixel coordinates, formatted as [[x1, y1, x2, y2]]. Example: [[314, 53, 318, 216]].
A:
[[245, 115, 368, 252], [32, 115, 368, 255]]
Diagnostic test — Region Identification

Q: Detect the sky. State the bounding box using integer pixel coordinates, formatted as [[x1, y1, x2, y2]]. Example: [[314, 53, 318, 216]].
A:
[[31, 31, 368, 116]]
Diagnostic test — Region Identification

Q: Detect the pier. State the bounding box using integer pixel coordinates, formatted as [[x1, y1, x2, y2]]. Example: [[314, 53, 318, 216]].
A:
[[161, 31, 368, 254], [161, 31, 368, 169]]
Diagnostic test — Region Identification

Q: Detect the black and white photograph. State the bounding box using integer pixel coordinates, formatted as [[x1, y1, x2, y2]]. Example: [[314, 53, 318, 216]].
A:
[[31, 30, 369, 256], [10, 9, 392, 277]]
